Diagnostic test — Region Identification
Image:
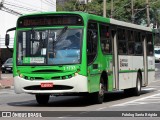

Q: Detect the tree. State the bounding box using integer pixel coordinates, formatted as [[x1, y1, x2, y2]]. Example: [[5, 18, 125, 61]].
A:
[[110, 0, 131, 22], [57, 0, 90, 12], [56, 0, 160, 27], [86, 0, 103, 15], [57, 0, 103, 15]]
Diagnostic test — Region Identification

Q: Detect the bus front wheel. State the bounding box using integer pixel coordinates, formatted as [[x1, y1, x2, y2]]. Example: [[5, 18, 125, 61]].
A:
[[35, 94, 50, 105], [91, 79, 105, 104]]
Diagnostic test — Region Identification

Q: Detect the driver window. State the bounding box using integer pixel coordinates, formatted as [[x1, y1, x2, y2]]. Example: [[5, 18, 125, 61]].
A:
[[87, 21, 98, 64]]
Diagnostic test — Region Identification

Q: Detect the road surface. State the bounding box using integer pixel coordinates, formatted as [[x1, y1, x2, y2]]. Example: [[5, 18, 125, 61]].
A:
[[0, 63, 160, 119]]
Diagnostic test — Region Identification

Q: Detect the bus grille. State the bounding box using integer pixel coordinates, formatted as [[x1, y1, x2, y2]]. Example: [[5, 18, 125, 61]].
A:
[[23, 85, 73, 90]]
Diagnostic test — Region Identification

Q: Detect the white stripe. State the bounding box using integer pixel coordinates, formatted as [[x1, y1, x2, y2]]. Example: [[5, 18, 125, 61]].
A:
[[150, 80, 160, 83], [142, 88, 155, 91], [112, 92, 160, 107], [96, 107, 107, 111], [148, 86, 160, 87]]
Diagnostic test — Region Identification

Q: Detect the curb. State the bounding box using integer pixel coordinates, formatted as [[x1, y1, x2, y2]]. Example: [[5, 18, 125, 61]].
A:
[[0, 83, 12, 89], [0, 80, 12, 89]]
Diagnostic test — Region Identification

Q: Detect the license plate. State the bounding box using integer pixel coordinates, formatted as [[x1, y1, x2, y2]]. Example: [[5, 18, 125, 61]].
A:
[[41, 83, 53, 88], [6, 68, 11, 70]]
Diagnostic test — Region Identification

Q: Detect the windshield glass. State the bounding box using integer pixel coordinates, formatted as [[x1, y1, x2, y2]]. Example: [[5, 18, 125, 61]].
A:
[[5, 58, 13, 64], [155, 49, 160, 54], [17, 28, 82, 65]]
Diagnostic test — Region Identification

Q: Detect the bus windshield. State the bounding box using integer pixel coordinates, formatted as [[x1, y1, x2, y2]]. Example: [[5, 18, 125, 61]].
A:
[[17, 28, 82, 65]]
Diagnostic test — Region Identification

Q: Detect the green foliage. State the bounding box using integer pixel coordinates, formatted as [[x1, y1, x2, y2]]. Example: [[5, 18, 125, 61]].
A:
[[56, 0, 76, 11], [56, 0, 160, 26], [111, 0, 131, 22], [86, 0, 103, 15], [56, 0, 86, 11]]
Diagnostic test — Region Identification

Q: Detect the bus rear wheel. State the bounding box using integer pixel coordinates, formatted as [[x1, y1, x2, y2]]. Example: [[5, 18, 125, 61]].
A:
[[132, 73, 142, 96], [124, 73, 142, 96], [35, 94, 50, 105]]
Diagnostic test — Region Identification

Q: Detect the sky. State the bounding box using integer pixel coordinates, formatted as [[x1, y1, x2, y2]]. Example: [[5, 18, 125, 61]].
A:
[[0, 0, 56, 48]]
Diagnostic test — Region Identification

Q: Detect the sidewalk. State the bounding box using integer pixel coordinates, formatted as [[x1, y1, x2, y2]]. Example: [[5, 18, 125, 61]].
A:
[[0, 77, 13, 89]]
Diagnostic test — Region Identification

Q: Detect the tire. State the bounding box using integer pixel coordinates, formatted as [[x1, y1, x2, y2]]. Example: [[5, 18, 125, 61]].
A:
[[132, 73, 142, 96], [35, 94, 50, 105], [124, 73, 141, 96], [91, 79, 105, 104], [2, 71, 5, 73]]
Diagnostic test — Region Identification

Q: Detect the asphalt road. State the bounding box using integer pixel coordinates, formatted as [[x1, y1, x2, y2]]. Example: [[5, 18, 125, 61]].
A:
[[0, 64, 160, 119]]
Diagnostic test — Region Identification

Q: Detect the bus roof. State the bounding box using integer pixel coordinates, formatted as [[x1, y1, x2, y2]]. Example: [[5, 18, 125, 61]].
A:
[[18, 11, 152, 32], [110, 18, 152, 32]]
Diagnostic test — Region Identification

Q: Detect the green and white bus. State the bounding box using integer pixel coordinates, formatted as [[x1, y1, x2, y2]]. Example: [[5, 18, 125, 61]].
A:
[[5, 12, 155, 104]]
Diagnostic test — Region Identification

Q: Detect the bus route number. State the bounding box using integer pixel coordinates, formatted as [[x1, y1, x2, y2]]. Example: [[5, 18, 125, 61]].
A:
[[64, 66, 76, 71]]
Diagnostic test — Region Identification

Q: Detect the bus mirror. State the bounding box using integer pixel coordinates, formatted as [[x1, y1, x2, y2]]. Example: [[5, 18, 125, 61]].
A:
[[5, 34, 10, 46]]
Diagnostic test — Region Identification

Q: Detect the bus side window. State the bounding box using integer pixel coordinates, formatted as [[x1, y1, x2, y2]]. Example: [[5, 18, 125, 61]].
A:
[[134, 32, 143, 55], [147, 33, 154, 56], [118, 41, 127, 54], [87, 22, 98, 64], [135, 43, 143, 55], [128, 30, 134, 55], [99, 24, 112, 54], [118, 28, 127, 55]]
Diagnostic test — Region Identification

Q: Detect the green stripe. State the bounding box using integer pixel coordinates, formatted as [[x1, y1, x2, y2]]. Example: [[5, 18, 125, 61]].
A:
[[119, 69, 155, 73]]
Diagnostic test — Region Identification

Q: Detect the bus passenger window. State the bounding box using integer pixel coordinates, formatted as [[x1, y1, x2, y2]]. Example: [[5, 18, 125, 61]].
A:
[[135, 43, 142, 55], [147, 34, 153, 56], [99, 24, 112, 54], [128, 43, 134, 54], [134, 32, 143, 55], [118, 29, 125, 40], [128, 30, 134, 55], [118, 28, 127, 55], [135, 32, 141, 42], [118, 42, 127, 54]]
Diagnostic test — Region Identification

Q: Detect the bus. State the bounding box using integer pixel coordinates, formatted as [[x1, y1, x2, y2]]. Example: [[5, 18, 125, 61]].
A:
[[5, 12, 155, 105]]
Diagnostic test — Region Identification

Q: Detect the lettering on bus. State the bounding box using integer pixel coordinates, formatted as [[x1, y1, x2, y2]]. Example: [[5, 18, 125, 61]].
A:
[[64, 66, 76, 71], [18, 15, 83, 27], [120, 59, 128, 67]]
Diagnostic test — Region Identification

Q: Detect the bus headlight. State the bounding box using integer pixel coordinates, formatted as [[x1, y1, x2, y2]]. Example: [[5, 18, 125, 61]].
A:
[[19, 74, 23, 78], [75, 73, 79, 76]]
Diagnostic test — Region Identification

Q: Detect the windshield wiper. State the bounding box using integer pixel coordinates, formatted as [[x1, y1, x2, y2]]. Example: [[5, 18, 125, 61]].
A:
[[54, 26, 68, 43], [30, 27, 44, 55], [51, 26, 68, 58]]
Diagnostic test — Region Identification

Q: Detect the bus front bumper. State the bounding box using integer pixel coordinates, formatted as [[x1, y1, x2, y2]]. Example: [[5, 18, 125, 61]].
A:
[[14, 75, 88, 94]]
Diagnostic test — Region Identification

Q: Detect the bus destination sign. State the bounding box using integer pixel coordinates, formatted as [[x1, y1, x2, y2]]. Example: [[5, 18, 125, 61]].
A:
[[18, 15, 83, 27]]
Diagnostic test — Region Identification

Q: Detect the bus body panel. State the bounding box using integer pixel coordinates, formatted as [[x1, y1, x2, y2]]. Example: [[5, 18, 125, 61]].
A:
[[118, 56, 144, 89], [14, 74, 88, 94], [148, 56, 155, 85], [148, 71, 155, 85]]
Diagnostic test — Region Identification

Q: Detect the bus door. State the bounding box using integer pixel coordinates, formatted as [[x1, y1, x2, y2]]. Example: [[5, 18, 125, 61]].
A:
[[142, 33, 148, 86], [111, 28, 119, 90]]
